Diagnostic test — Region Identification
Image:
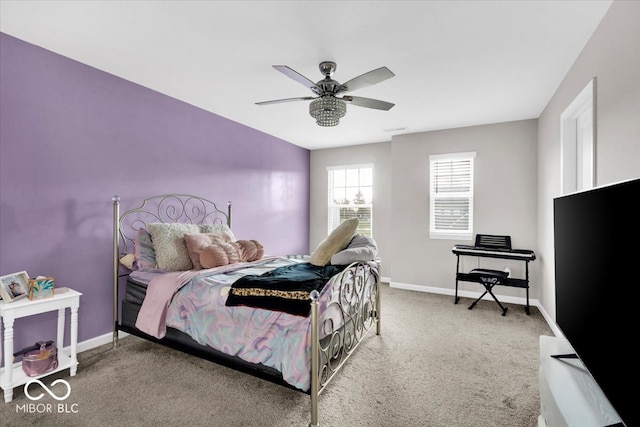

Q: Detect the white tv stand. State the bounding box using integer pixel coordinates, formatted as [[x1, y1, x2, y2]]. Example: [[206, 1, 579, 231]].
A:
[[538, 335, 623, 427]]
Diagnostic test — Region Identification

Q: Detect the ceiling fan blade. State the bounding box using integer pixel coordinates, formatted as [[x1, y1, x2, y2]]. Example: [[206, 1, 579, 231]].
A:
[[339, 66, 395, 93], [255, 96, 316, 106], [273, 65, 320, 93], [343, 95, 395, 111]]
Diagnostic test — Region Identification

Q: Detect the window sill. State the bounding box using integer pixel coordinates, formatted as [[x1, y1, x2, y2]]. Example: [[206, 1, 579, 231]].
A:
[[430, 232, 473, 241]]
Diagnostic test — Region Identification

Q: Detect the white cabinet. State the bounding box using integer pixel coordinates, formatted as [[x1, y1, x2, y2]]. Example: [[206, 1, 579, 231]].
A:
[[538, 335, 622, 427], [0, 287, 81, 403]]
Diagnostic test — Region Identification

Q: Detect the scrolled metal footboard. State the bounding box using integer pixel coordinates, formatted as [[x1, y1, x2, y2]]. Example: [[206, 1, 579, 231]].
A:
[[309, 260, 381, 426]]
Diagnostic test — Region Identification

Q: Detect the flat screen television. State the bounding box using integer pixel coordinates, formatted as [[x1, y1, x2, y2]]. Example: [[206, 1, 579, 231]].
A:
[[554, 178, 639, 427]]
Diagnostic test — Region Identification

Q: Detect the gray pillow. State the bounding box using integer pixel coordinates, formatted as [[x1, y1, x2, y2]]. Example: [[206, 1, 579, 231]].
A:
[[330, 235, 378, 265]]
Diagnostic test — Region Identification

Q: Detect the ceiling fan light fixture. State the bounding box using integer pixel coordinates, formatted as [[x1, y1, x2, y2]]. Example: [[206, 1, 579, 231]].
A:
[[258, 61, 394, 126], [309, 95, 346, 127]]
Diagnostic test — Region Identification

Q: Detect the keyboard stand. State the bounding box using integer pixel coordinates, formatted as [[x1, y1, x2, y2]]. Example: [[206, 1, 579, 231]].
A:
[[453, 235, 536, 316]]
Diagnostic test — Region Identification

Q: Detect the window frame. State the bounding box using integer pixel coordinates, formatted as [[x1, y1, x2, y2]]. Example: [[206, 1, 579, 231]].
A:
[[429, 152, 476, 240], [327, 164, 374, 237]]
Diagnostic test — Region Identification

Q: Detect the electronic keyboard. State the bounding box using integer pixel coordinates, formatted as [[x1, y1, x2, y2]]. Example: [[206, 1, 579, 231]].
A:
[[452, 245, 536, 261], [452, 234, 535, 261]]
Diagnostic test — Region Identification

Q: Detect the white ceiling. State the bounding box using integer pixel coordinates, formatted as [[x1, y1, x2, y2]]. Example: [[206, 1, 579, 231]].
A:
[[0, 1, 613, 150]]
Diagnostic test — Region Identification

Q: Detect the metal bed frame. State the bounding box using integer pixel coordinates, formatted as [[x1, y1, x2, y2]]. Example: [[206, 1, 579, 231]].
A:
[[111, 194, 381, 426]]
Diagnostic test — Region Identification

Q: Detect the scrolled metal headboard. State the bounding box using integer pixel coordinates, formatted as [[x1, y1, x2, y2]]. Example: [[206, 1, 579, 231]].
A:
[[114, 193, 231, 255], [112, 193, 232, 346]]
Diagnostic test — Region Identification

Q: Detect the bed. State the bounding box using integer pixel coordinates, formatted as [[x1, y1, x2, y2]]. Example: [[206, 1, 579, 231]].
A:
[[111, 194, 381, 426]]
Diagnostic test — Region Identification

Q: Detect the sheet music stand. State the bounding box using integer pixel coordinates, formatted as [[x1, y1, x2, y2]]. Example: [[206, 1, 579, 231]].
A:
[[474, 234, 511, 251]]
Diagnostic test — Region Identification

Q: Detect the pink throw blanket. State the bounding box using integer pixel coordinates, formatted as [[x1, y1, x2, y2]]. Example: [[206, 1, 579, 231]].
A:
[[135, 270, 200, 338]]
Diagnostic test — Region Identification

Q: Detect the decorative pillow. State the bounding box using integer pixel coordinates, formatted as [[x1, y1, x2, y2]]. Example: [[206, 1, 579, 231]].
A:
[[134, 224, 232, 271], [200, 243, 241, 269], [234, 240, 264, 262], [309, 218, 359, 266], [119, 253, 136, 270], [135, 229, 157, 271], [147, 223, 201, 271], [331, 234, 378, 265], [199, 223, 236, 241], [184, 232, 236, 270]]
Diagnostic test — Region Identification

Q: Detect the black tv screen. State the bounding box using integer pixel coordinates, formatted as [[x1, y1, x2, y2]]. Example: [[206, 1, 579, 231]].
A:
[[554, 178, 639, 427]]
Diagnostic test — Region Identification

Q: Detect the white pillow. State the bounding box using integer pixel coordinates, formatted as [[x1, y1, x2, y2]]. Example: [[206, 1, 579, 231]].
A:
[[147, 223, 201, 271]]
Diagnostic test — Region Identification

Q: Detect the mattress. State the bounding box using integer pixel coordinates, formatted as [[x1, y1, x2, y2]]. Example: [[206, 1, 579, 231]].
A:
[[123, 277, 148, 307]]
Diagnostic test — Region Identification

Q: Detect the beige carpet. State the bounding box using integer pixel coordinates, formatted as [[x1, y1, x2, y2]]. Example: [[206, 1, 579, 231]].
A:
[[1, 283, 553, 426]]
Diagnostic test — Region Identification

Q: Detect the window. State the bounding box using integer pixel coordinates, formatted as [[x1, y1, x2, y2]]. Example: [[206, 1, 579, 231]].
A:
[[429, 152, 476, 240], [328, 165, 373, 237], [561, 77, 596, 194]]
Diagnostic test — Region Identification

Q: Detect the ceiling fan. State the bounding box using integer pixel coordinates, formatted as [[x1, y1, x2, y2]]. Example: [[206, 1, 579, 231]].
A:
[[256, 61, 395, 127]]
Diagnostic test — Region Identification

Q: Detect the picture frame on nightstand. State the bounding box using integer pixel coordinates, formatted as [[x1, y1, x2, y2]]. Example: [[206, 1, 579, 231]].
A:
[[0, 271, 30, 303]]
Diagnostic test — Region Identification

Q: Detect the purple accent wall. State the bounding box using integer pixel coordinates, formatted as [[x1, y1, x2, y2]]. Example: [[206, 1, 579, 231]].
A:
[[0, 33, 310, 352]]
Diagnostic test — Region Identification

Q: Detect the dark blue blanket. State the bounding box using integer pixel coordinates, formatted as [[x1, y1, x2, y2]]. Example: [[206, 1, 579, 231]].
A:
[[225, 262, 348, 316]]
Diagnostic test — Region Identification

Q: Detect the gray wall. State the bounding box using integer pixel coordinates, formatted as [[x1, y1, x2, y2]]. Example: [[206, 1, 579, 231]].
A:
[[537, 0, 640, 321], [311, 119, 538, 301], [390, 120, 538, 297]]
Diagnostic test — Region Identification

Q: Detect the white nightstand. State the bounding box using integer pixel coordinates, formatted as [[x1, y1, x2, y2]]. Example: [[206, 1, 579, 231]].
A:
[[0, 287, 81, 403]]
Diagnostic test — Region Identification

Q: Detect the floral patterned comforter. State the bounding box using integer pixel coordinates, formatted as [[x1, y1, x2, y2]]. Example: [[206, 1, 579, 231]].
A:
[[164, 258, 327, 391], [134, 257, 377, 391]]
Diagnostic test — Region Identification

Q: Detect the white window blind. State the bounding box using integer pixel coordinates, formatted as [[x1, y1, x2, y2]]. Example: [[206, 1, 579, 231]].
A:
[[429, 152, 475, 240], [328, 165, 373, 237]]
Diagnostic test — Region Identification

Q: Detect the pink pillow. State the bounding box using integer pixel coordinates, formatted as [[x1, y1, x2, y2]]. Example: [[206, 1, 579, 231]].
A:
[[200, 243, 241, 269], [184, 232, 235, 270], [234, 240, 264, 262]]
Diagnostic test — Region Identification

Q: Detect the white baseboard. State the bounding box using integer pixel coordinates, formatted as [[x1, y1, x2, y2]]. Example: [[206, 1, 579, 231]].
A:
[[389, 280, 542, 309], [538, 415, 547, 427], [73, 330, 130, 354]]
